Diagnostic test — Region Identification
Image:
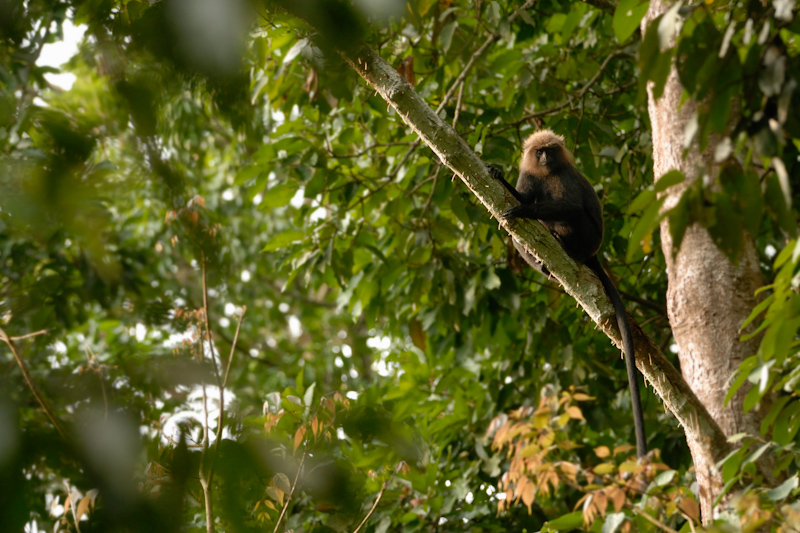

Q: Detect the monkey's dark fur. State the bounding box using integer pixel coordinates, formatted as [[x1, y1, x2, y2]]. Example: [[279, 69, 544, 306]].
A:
[[491, 130, 646, 458]]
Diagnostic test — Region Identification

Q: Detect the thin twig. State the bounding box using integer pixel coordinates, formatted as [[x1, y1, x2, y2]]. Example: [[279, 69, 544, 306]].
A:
[[619, 290, 668, 316], [630, 506, 680, 533], [201, 252, 223, 389], [508, 50, 626, 128], [222, 308, 246, 390], [199, 371, 214, 533], [680, 512, 698, 533], [452, 81, 465, 128], [208, 307, 247, 482], [9, 329, 48, 341], [435, 0, 537, 115], [199, 251, 221, 533], [352, 476, 392, 533], [0, 327, 66, 439], [422, 165, 442, 215], [273, 450, 308, 533], [84, 344, 109, 420]]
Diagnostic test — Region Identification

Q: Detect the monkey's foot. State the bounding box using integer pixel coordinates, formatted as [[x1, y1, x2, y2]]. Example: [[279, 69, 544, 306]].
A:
[[502, 204, 535, 220]]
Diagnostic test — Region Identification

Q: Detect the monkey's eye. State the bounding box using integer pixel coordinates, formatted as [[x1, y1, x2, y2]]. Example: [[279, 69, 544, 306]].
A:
[[535, 149, 544, 157]]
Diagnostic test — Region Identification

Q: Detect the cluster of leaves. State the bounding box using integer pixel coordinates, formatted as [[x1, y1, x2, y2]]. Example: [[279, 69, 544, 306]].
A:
[[489, 388, 699, 532], [630, 0, 800, 260]]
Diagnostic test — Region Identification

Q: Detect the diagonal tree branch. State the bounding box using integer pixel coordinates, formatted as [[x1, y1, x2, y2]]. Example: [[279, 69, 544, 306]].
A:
[[271, 1, 732, 465], [0, 327, 67, 439]]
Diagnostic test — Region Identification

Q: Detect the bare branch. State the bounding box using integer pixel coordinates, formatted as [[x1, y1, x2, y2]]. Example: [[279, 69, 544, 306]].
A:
[[0, 327, 66, 439], [273, 450, 307, 533], [352, 476, 391, 533]]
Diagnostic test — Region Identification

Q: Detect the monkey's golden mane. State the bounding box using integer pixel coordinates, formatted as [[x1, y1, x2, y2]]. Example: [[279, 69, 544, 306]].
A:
[[522, 129, 575, 165]]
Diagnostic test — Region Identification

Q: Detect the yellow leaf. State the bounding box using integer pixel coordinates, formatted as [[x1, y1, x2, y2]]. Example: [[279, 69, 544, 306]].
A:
[[572, 393, 595, 401], [76, 496, 91, 522], [520, 443, 540, 458], [266, 486, 283, 504], [642, 232, 652, 254], [593, 462, 617, 475], [594, 446, 610, 458], [613, 444, 636, 456], [567, 405, 584, 420], [533, 412, 549, 429], [294, 425, 306, 452], [557, 413, 570, 427]]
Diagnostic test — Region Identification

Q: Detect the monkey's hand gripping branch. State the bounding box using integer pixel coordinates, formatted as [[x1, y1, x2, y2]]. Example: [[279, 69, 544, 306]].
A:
[[269, 0, 732, 467]]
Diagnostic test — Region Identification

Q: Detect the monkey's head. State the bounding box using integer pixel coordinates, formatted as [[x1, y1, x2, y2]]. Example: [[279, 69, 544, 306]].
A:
[[521, 130, 575, 177]]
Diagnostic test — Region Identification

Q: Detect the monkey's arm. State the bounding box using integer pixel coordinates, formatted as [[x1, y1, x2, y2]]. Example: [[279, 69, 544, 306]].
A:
[[502, 200, 583, 222], [487, 166, 524, 203]]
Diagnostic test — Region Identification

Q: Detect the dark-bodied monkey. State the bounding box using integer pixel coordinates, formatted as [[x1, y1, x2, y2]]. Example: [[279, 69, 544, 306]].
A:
[[490, 130, 646, 458]]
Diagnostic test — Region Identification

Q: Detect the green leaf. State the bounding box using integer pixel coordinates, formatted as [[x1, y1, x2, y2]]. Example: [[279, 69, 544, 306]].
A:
[[260, 182, 297, 209], [546, 13, 567, 34], [303, 382, 315, 407], [560, 4, 585, 42], [654, 170, 684, 192], [627, 188, 657, 214], [545, 511, 584, 530], [740, 293, 774, 332], [639, 17, 675, 99], [483, 268, 501, 290], [774, 401, 800, 445], [719, 446, 745, 483], [760, 396, 793, 435], [765, 475, 798, 501], [666, 191, 690, 255], [743, 442, 771, 466], [613, 0, 649, 43], [262, 229, 304, 252], [653, 469, 676, 486], [627, 196, 664, 262], [440, 21, 458, 53], [235, 165, 264, 186], [707, 194, 743, 260], [725, 355, 758, 405]]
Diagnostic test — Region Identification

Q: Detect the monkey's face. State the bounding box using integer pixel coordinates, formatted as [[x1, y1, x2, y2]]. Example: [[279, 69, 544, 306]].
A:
[[522, 144, 562, 177]]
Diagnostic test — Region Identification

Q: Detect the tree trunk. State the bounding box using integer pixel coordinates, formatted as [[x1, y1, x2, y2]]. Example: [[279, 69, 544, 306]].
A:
[[643, 1, 767, 521]]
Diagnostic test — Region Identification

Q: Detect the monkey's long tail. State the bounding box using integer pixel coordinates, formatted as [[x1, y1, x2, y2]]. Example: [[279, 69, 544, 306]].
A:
[[585, 255, 647, 459]]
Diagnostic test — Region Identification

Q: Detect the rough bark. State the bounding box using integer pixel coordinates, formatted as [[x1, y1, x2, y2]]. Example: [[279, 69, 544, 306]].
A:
[[642, 0, 768, 521]]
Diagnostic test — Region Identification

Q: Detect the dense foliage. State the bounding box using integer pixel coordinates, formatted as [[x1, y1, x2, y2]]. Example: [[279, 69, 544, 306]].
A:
[[0, 0, 798, 531]]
